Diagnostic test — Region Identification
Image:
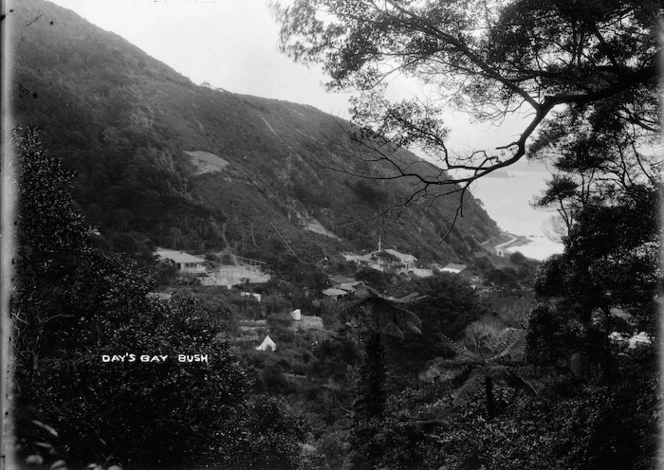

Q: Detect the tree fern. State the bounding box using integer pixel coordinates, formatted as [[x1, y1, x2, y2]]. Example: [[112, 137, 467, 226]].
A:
[[344, 283, 425, 469], [420, 327, 546, 418], [348, 285, 425, 339]]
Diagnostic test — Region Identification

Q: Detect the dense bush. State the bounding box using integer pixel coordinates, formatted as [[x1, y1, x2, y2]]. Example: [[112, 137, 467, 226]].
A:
[[11, 128, 307, 469], [416, 345, 660, 470], [230, 395, 309, 470], [22, 296, 251, 466]]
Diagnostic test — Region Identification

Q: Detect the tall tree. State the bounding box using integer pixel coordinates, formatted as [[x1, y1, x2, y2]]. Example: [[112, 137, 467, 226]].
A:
[[528, 183, 660, 382], [11, 126, 147, 372], [344, 285, 424, 469], [273, 0, 661, 212]]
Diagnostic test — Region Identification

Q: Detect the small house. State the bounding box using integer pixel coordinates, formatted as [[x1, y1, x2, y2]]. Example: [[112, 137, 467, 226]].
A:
[[383, 249, 417, 271], [155, 248, 207, 274]]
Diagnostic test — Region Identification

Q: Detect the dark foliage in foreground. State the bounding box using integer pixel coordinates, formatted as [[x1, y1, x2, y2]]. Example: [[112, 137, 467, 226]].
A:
[[11, 128, 306, 469]]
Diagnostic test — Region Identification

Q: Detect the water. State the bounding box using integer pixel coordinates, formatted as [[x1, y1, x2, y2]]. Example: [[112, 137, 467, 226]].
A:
[[470, 171, 564, 260]]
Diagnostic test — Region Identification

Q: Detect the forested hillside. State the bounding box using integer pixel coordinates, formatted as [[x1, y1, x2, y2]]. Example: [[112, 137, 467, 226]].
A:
[[8, 1, 661, 470], [10, 0, 498, 267]]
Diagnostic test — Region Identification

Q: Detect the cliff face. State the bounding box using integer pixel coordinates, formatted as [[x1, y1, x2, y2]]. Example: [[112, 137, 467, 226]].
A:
[[9, 0, 500, 266]]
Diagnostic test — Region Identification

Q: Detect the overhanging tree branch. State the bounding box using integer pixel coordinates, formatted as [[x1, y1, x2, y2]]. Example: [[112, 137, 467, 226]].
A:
[[273, 0, 661, 235]]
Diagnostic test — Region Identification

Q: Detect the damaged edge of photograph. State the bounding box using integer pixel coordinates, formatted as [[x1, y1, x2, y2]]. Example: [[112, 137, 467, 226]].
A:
[[2, 0, 17, 466], [2, 0, 663, 469]]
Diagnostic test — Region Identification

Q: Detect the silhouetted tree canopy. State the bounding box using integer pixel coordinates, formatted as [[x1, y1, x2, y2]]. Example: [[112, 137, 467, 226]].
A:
[[274, 0, 661, 211]]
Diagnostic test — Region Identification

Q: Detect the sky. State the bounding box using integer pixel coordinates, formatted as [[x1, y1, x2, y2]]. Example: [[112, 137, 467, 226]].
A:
[[42, 0, 561, 258]]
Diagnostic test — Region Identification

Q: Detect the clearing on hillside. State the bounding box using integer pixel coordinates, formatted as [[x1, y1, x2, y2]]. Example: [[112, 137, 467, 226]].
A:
[[184, 150, 229, 174]]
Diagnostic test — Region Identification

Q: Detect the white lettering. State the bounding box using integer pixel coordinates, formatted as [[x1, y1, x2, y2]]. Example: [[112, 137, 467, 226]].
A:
[[178, 354, 209, 362], [102, 353, 170, 363]]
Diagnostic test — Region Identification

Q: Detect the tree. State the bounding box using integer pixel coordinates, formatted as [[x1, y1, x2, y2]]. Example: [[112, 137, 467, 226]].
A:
[[273, 0, 661, 217], [10, 128, 306, 469], [560, 346, 659, 470], [423, 325, 539, 419], [347, 286, 424, 415], [343, 285, 424, 469], [229, 395, 309, 470], [531, 101, 661, 237], [528, 183, 660, 383], [23, 296, 252, 466], [12, 126, 152, 373], [379, 273, 488, 380]]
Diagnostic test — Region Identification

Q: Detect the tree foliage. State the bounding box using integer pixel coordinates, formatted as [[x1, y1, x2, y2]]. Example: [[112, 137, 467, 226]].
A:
[[529, 184, 660, 369], [12, 127, 153, 374], [343, 285, 424, 468], [21, 296, 252, 466], [11, 128, 306, 469], [274, 0, 661, 211], [424, 326, 534, 418], [13, 0, 499, 265]]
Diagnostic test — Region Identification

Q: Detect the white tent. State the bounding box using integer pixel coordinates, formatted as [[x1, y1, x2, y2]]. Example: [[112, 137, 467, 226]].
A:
[[291, 309, 302, 321], [256, 335, 277, 352]]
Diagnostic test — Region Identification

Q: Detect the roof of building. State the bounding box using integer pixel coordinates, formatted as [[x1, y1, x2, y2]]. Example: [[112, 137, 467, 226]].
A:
[[155, 248, 206, 264], [337, 282, 359, 292], [384, 249, 417, 263], [341, 253, 373, 263], [322, 288, 349, 297], [441, 263, 468, 273], [329, 275, 356, 285], [344, 249, 416, 267]]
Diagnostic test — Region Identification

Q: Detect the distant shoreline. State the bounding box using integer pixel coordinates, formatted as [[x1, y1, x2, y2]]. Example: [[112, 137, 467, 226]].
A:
[[483, 231, 537, 258], [504, 233, 532, 249], [496, 233, 531, 252]]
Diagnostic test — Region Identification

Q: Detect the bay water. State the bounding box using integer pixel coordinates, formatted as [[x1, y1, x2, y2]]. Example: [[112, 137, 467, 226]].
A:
[[470, 170, 564, 260]]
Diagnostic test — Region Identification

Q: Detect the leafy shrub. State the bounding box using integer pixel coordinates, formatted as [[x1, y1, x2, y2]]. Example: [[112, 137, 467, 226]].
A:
[[230, 395, 308, 470], [11, 129, 307, 469], [20, 296, 251, 466], [351, 180, 388, 207], [316, 430, 349, 470], [263, 294, 294, 316], [258, 368, 291, 394], [267, 312, 295, 329]]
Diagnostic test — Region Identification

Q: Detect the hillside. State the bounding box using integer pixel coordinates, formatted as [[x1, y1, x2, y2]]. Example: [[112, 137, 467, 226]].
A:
[[9, 0, 500, 268]]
